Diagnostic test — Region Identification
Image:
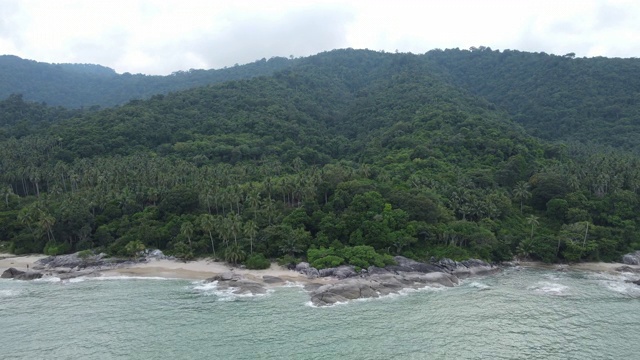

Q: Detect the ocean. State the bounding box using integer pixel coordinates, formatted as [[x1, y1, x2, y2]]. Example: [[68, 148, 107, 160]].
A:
[[1, 267, 639, 359]]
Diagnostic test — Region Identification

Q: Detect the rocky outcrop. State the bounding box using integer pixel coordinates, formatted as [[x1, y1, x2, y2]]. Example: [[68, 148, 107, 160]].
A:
[[622, 251, 640, 265], [205, 272, 267, 295], [297, 256, 500, 306], [34, 252, 141, 270], [1, 267, 43, 280], [318, 265, 358, 279], [309, 272, 459, 306], [262, 275, 284, 284], [616, 265, 640, 274]]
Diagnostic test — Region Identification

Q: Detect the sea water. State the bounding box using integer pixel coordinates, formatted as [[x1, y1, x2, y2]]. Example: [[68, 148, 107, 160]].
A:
[[1, 267, 639, 359]]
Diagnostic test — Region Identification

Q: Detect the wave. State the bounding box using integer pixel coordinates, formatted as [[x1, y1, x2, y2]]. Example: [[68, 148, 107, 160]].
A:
[[466, 281, 491, 290], [32, 276, 61, 283], [0, 289, 21, 298], [529, 281, 570, 296], [191, 280, 273, 301]]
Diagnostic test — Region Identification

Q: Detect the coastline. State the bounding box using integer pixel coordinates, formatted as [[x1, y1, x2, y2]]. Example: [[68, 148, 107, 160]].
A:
[[3, 253, 639, 282], [0, 253, 327, 284]]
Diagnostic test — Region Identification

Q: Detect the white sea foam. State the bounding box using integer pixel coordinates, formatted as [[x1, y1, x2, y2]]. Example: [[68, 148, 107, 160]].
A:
[[192, 280, 273, 301], [282, 281, 305, 288], [33, 276, 61, 283], [529, 281, 570, 296], [603, 281, 640, 297], [467, 281, 490, 290], [0, 289, 21, 298]]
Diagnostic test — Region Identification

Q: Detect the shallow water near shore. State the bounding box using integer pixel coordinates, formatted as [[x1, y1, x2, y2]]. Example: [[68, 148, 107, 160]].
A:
[[2, 267, 639, 359]]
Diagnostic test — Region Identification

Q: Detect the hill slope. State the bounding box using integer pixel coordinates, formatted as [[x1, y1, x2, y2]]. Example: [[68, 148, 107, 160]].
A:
[[0, 49, 638, 267], [426, 47, 640, 152]]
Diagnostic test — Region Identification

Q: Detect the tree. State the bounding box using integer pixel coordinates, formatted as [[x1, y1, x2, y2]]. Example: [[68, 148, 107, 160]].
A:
[[526, 215, 539, 242], [180, 221, 194, 249], [224, 244, 246, 265], [39, 212, 56, 244], [244, 219, 258, 255], [513, 181, 531, 213], [199, 213, 217, 257]]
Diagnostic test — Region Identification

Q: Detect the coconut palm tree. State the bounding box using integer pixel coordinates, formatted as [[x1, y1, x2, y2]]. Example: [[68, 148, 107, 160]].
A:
[[526, 215, 539, 242], [199, 213, 217, 257], [180, 221, 194, 249], [244, 220, 258, 255], [513, 181, 531, 213]]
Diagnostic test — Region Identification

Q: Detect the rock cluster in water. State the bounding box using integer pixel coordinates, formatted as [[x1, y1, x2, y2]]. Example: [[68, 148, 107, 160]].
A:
[[203, 272, 282, 295], [302, 256, 500, 306], [1, 267, 43, 280]]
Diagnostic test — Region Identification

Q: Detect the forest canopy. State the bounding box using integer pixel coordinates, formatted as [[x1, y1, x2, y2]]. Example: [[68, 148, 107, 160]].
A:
[[1, 48, 639, 267]]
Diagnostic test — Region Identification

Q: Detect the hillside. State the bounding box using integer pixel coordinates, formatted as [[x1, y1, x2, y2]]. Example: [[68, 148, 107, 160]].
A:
[[426, 47, 640, 152], [0, 55, 293, 108], [0, 49, 638, 268]]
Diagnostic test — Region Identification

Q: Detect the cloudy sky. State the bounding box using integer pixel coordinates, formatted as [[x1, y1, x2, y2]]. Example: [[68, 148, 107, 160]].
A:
[[1, 0, 638, 75]]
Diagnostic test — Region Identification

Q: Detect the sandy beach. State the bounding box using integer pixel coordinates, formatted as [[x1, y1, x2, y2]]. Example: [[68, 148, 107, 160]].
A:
[[0, 253, 320, 283], [103, 259, 316, 283], [0, 253, 48, 271], [2, 252, 639, 282]]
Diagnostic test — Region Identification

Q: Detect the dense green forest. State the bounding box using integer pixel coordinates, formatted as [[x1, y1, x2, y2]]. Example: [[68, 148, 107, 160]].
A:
[[0, 48, 639, 268], [0, 55, 293, 108]]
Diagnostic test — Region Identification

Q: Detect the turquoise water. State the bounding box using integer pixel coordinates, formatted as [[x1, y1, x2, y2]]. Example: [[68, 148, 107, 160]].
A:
[[1, 268, 639, 359]]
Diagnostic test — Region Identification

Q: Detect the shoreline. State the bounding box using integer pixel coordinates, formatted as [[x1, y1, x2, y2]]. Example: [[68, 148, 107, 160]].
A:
[[2, 253, 639, 281]]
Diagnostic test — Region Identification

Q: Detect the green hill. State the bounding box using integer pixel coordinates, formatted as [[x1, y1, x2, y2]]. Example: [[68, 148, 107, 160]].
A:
[[0, 55, 293, 108], [0, 49, 638, 268]]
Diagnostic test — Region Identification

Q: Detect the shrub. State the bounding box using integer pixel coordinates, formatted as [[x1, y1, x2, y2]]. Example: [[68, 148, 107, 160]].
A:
[[77, 250, 94, 259], [245, 253, 271, 270], [311, 255, 344, 269]]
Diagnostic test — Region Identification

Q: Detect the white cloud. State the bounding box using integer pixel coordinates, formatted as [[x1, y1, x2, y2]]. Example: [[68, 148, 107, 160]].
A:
[[0, 0, 639, 75]]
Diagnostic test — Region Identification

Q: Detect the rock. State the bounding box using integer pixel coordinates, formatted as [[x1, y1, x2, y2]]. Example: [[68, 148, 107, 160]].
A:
[[34, 252, 131, 270], [2, 267, 43, 280], [295, 262, 310, 271], [318, 265, 358, 279], [206, 272, 242, 282], [146, 249, 166, 260], [262, 275, 284, 284], [624, 279, 640, 286], [304, 267, 320, 278], [622, 251, 640, 265], [309, 271, 459, 306], [392, 256, 444, 273], [616, 266, 640, 273]]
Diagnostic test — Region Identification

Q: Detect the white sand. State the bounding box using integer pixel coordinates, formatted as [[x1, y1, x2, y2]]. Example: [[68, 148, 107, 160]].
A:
[[103, 259, 314, 282], [0, 253, 48, 271], [3, 252, 638, 281]]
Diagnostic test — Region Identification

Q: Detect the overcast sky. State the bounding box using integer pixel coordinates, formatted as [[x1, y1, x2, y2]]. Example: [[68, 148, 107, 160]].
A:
[[1, 0, 639, 75]]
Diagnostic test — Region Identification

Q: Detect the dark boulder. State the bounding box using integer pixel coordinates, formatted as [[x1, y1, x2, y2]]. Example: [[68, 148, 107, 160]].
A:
[[262, 275, 284, 284], [1, 267, 43, 280]]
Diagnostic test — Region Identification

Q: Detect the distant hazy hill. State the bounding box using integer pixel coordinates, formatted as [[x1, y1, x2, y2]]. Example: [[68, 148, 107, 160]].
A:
[[0, 55, 293, 108]]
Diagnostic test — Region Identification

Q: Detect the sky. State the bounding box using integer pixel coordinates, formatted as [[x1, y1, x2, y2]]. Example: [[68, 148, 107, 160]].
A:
[[1, 0, 639, 75]]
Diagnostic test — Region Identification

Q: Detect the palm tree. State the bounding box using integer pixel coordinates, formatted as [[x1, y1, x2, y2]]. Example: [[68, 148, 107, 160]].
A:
[[199, 214, 217, 257], [526, 215, 539, 242], [513, 181, 531, 213], [39, 213, 56, 243], [180, 221, 194, 249], [244, 220, 258, 255], [224, 244, 246, 265]]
